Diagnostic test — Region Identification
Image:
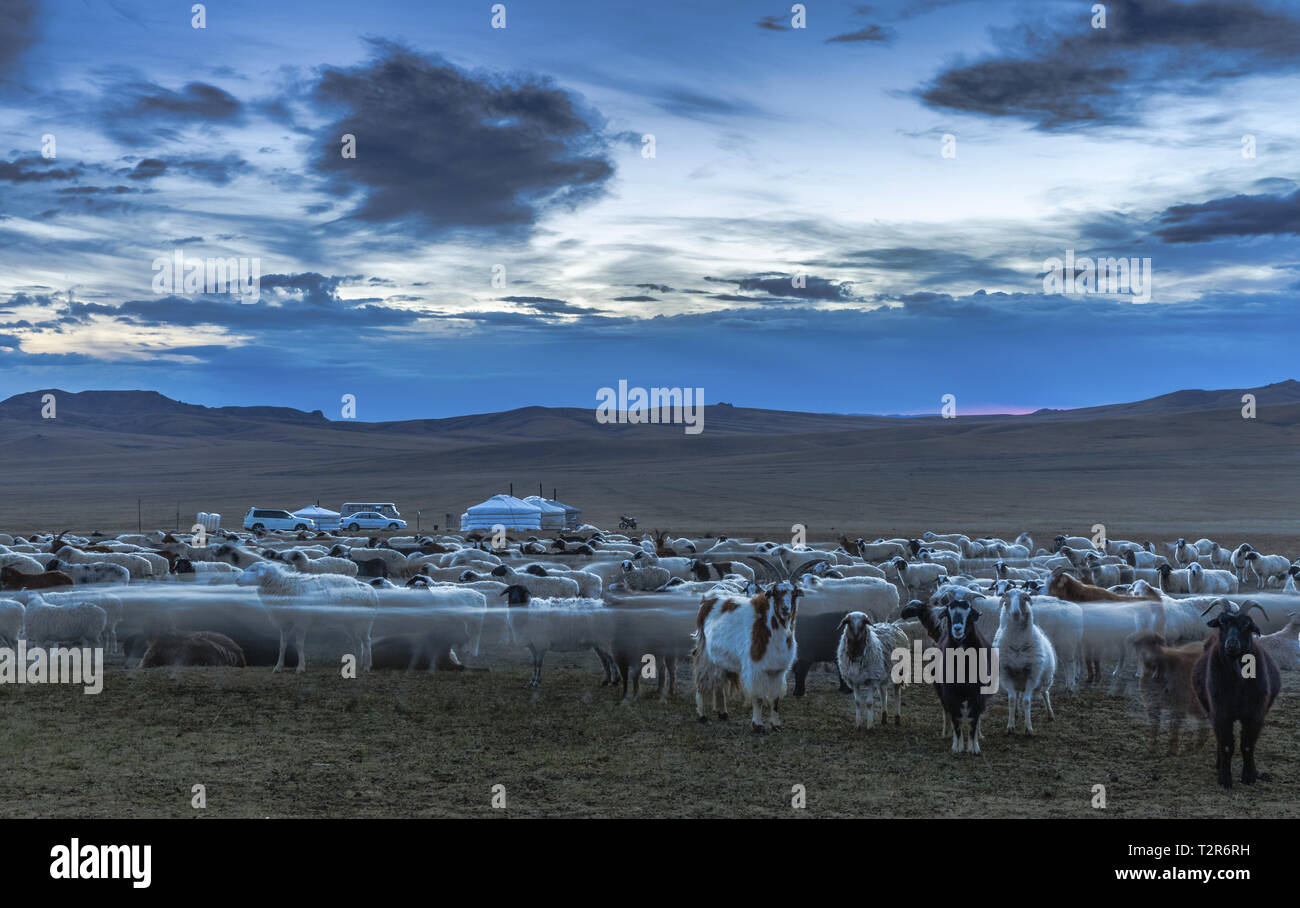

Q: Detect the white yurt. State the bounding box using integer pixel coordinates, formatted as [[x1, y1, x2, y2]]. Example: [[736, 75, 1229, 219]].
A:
[[522, 496, 567, 531], [545, 498, 582, 529], [293, 505, 340, 531], [459, 494, 543, 531]]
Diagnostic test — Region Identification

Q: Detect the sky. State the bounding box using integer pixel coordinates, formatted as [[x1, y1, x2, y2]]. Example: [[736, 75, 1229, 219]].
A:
[[0, 0, 1297, 419]]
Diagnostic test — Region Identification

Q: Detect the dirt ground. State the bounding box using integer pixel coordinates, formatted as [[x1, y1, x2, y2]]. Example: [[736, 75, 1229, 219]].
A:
[[2, 640, 1296, 819]]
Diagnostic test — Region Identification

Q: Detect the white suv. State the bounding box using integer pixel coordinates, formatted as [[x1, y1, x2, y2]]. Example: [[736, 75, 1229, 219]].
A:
[[243, 508, 316, 532]]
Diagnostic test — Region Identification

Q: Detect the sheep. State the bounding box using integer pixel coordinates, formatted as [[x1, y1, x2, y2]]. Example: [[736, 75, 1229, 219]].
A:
[[488, 564, 581, 600], [1156, 563, 1193, 595], [45, 559, 131, 587], [23, 597, 107, 647], [235, 561, 377, 673], [835, 611, 908, 729], [0, 552, 48, 575], [211, 543, 267, 570], [139, 631, 247, 668], [993, 590, 1057, 734], [1127, 631, 1209, 753], [33, 589, 124, 654], [1253, 610, 1300, 672], [614, 560, 672, 592], [1186, 562, 1238, 595], [1, 566, 74, 591], [688, 558, 755, 584], [603, 587, 699, 702], [1243, 552, 1290, 589], [282, 551, 360, 577], [1228, 543, 1254, 583], [994, 560, 1039, 583], [1052, 535, 1097, 553], [171, 558, 241, 580], [888, 557, 947, 600], [53, 547, 153, 580], [499, 584, 615, 687], [0, 598, 23, 647], [1193, 599, 1281, 788], [693, 579, 800, 732]]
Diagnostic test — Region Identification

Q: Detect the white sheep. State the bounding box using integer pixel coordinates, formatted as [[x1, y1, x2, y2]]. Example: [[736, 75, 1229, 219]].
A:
[[0, 552, 46, 575], [1254, 610, 1300, 671], [283, 551, 360, 577], [993, 590, 1057, 734], [23, 596, 107, 647], [0, 598, 23, 647], [236, 561, 377, 672], [33, 589, 124, 653], [835, 611, 908, 729], [499, 584, 614, 687], [615, 561, 671, 592], [1187, 562, 1238, 594]]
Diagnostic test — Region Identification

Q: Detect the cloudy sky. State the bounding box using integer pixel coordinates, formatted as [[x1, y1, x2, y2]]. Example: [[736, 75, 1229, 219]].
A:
[[1, 0, 1297, 419]]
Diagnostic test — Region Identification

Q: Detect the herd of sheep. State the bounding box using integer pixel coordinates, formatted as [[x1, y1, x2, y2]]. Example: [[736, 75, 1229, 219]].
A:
[[1, 525, 1297, 788]]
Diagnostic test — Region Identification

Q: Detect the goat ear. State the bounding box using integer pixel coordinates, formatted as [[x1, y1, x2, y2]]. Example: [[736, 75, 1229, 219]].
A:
[[837, 614, 851, 633], [1205, 616, 1221, 628]]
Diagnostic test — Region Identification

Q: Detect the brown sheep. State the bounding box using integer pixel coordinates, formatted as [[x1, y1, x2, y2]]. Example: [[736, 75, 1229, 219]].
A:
[[0, 565, 74, 591], [1048, 571, 1158, 603], [1127, 631, 1208, 753], [139, 631, 247, 668]]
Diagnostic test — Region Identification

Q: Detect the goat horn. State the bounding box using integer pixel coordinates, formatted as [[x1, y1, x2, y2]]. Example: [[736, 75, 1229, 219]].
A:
[[1200, 598, 1232, 617], [745, 555, 784, 581], [1239, 600, 1269, 621], [788, 558, 828, 581]]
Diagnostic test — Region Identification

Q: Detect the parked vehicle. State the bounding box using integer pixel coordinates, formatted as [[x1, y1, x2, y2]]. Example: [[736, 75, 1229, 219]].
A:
[[619, 514, 637, 530], [340, 502, 401, 520], [341, 511, 407, 532], [243, 508, 316, 532]]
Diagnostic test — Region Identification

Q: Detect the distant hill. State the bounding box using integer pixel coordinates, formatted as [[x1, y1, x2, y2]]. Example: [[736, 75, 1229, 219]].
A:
[[1, 381, 1297, 539], [2, 380, 1295, 441]]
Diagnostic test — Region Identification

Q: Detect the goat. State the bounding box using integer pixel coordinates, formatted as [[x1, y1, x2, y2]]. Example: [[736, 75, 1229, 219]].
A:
[[934, 589, 993, 754], [1193, 599, 1281, 789], [835, 611, 907, 729], [693, 555, 812, 732], [1127, 631, 1208, 753], [0, 565, 74, 591]]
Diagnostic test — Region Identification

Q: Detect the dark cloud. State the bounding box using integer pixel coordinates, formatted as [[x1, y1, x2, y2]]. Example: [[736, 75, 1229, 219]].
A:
[[708, 273, 856, 301], [0, 157, 81, 183], [102, 79, 246, 144], [756, 14, 790, 32], [1156, 187, 1300, 242], [916, 0, 1300, 130], [309, 40, 615, 234], [611, 295, 658, 302], [123, 154, 249, 185], [0, 0, 37, 75], [826, 24, 893, 44], [499, 296, 602, 315]]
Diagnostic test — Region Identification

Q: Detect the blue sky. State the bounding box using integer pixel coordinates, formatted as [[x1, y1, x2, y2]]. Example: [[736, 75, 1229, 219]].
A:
[[0, 0, 1297, 419]]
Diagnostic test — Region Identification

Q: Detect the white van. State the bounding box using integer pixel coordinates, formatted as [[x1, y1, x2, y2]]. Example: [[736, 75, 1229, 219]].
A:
[[340, 502, 401, 520]]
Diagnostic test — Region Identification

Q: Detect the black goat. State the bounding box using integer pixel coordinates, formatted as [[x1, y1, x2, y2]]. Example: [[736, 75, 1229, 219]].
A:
[[935, 590, 992, 755], [1193, 599, 1281, 789]]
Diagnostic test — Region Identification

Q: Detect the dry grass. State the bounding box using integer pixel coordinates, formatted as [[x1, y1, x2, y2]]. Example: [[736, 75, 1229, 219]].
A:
[[2, 642, 1296, 818]]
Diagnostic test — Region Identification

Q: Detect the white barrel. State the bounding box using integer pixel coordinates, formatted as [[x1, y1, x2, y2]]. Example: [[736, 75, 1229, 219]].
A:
[[196, 512, 221, 533]]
